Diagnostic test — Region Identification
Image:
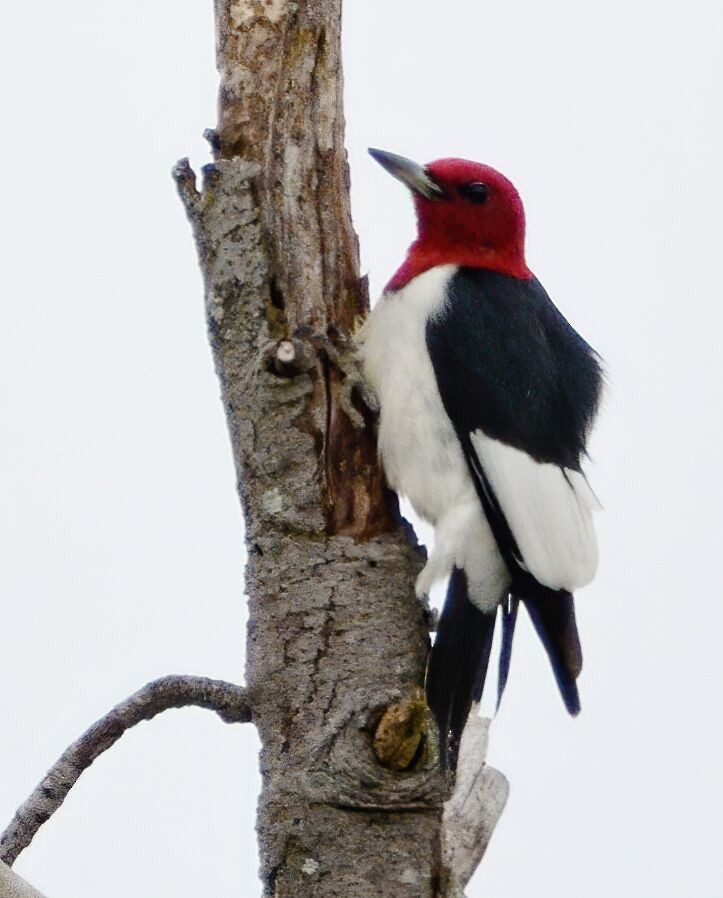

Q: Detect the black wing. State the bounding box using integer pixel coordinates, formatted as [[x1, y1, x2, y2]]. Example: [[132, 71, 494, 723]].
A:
[[427, 267, 602, 471], [426, 267, 603, 576], [426, 267, 602, 722]]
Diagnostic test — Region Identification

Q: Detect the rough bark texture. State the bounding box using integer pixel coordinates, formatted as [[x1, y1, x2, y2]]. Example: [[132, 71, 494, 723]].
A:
[[0, 2, 507, 895], [173, 2, 507, 896], [214, 0, 387, 537], [174, 143, 446, 898]]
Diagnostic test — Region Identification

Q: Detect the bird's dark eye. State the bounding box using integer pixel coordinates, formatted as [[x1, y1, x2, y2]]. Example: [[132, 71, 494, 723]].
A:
[[459, 182, 490, 205]]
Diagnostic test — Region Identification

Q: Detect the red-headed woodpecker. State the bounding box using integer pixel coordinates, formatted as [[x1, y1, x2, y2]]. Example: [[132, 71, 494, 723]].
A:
[[358, 149, 603, 766]]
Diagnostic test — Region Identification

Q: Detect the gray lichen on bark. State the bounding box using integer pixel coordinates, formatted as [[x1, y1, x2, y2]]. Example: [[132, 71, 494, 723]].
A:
[[171, 2, 508, 895], [174, 148, 448, 896]]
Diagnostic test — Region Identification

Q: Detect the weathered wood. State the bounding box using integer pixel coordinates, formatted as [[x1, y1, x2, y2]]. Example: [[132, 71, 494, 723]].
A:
[[443, 717, 510, 892], [175, 145, 445, 896], [174, 2, 507, 895], [0, 2, 507, 894], [214, 0, 386, 537], [0, 677, 251, 867]]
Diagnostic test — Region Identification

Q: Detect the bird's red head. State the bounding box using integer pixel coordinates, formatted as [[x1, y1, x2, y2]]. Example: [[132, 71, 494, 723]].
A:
[[369, 149, 531, 292]]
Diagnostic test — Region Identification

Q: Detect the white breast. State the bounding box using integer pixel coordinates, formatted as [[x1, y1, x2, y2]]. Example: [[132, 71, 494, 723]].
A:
[[357, 265, 509, 612], [357, 265, 471, 523]]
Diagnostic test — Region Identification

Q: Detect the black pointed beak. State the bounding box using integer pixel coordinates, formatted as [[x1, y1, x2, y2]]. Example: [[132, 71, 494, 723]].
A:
[[368, 148, 445, 200]]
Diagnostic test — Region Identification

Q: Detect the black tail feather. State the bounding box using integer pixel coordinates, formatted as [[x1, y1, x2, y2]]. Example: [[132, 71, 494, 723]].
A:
[[426, 568, 496, 769], [427, 573, 584, 769], [496, 593, 520, 711], [524, 590, 583, 715]]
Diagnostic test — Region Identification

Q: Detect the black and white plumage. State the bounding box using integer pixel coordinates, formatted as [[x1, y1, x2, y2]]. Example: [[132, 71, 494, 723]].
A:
[[360, 150, 604, 766]]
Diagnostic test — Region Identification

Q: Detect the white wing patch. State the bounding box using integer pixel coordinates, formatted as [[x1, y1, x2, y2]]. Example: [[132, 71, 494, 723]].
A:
[[471, 431, 601, 592]]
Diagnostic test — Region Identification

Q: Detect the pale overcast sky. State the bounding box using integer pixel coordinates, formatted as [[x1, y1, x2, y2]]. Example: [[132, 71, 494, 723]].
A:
[[1, 2, 722, 896]]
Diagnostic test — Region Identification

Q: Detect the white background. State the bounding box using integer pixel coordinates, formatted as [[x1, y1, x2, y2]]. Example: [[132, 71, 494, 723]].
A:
[[1, 2, 722, 896]]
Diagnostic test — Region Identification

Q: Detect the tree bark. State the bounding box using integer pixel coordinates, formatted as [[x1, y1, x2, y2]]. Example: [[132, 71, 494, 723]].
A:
[[0, 677, 251, 868], [0, 863, 47, 898], [174, 2, 507, 895], [0, 2, 507, 895]]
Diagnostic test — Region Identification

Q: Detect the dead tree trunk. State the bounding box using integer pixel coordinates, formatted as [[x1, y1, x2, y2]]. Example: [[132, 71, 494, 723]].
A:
[[173, 2, 506, 896], [175, 2, 445, 893], [0, 3, 506, 897]]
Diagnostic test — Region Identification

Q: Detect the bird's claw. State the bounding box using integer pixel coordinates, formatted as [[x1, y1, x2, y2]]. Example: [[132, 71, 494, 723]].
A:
[[305, 331, 379, 429], [414, 574, 437, 632]]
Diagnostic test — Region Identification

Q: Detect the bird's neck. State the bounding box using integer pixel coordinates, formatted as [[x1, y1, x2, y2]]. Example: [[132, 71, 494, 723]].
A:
[[386, 238, 531, 293]]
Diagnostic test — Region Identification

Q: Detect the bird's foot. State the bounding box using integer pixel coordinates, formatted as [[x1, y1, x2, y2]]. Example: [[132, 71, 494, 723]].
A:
[[414, 566, 434, 626], [416, 554, 449, 601], [304, 330, 379, 428]]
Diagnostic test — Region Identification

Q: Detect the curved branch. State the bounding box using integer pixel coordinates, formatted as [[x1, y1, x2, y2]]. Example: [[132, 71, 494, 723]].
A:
[[0, 675, 252, 866]]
